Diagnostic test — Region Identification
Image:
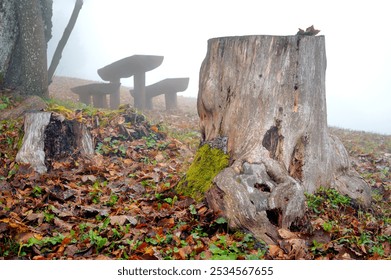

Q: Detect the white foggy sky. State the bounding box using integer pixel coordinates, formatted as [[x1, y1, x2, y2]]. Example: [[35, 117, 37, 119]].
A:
[[48, 0, 391, 135]]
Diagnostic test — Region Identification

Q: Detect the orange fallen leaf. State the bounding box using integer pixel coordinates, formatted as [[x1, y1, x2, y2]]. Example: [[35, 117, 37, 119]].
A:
[[278, 228, 298, 239], [178, 246, 192, 260], [268, 244, 283, 258], [144, 246, 155, 256], [150, 125, 159, 133]]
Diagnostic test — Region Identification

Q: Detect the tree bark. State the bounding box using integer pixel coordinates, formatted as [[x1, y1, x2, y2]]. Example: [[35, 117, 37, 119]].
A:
[[1, 0, 52, 97], [16, 111, 94, 174], [195, 35, 371, 243]]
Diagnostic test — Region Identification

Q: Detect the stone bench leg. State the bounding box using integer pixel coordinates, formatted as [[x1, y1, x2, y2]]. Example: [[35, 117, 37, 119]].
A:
[[145, 95, 153, 110], [165, 92, 177, 110], [109, 80, 121, 109], [78, 94, 92, 106], [133, 72, 146, 110], [93, 95, 108, 108]]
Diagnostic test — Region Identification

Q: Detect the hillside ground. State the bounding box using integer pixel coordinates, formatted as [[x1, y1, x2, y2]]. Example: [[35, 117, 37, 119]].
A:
[[0, 76, 389, 259]]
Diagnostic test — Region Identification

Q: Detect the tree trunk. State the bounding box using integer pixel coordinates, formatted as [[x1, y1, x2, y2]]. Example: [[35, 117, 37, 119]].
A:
[[48, 0, 83, 84], [194, 35, 371, 244], [16, 111, 94, 174], [1, 0, 52, 97]]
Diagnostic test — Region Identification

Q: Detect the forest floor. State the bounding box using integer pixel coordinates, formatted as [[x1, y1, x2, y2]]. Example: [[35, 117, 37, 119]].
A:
[[0, 76, 390, 260]]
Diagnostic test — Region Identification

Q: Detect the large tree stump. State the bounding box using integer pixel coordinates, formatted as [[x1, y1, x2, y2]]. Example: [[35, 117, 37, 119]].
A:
[[16, 111, 94, 173], [195, 35, 371, 244]]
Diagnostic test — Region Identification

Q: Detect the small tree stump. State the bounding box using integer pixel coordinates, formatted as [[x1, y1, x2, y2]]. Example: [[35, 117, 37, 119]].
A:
[[16, 111, 94, 173], [191, 35, 371, 243], [15, 112, 51, 174]]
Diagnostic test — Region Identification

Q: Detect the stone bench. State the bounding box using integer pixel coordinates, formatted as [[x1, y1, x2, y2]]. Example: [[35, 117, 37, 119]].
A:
[[70, 82, 120, 108], [97, 55, 164, 109], [130, 78, 189, 110], [70, 55, 189, 110]]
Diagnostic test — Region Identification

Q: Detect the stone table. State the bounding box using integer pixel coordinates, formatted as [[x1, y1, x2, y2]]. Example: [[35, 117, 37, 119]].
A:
[[97, 55, 164, 109]]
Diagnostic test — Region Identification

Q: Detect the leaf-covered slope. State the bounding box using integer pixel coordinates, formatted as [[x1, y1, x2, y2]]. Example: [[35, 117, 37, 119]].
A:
[[0, 84, 390, 260]]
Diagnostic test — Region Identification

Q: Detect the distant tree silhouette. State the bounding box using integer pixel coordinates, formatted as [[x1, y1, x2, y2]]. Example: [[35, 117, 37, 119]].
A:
[[48, 0, 83, 84]]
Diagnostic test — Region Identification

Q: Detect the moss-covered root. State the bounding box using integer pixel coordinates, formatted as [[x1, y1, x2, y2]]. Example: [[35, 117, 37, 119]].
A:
[[175, 144, 229, 202]]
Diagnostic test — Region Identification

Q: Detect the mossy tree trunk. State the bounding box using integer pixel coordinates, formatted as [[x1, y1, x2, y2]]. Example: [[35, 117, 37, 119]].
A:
[[189, 35, 372, 244]]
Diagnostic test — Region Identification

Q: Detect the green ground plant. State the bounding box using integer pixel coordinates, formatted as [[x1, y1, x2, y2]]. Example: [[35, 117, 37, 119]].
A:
[[0, 94, 389, 260]]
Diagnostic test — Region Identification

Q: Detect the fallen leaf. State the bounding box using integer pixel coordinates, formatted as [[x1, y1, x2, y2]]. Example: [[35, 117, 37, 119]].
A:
[[383, 225, 391, 236], [288, 239, 308, 259], [278, 228, 298, 239], [144, 246, 155, 256], [81, 174, 97, 183], [96, 255, 113, 260], [268, 244, 283, 258], [110, 215, 138, 226], [26, 213, 44, 224], [54, 217, 73, 231], [178, 246, 192, 260], [157, 217, 175, 228], [311, 218, 325, 229], [64, 245, 79, 257], [16, 232, 43, 244]]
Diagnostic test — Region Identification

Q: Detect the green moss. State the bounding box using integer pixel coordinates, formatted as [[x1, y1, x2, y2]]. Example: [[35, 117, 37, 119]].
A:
[[47, 104, 74, 116], [176, 144, 229, 202]]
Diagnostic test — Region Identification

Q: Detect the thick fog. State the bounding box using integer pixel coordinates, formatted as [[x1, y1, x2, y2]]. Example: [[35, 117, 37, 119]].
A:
[[47, 0, 391, 135]]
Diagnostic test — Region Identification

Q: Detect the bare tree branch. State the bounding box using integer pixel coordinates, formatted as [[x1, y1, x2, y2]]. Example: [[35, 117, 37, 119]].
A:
[[48, 0, 83, 83]]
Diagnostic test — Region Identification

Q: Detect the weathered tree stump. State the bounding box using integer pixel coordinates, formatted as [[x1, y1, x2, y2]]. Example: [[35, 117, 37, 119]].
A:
[[192, 35, 371, 244], [16, 111, 94, 173]]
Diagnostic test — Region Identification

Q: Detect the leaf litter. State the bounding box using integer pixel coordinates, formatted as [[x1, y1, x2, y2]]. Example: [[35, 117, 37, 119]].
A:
[[0, 92, 390, 260]]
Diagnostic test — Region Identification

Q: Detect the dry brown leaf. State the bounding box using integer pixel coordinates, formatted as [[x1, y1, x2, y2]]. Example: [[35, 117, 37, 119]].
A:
[[157, 217, 175, 228], [64, 245, 79, 257], [0, 218, 30, 233], [81, 174, 97, 183], [178, 246, 192, 260], [96, 255, 113, 260], [109, 215, 127, 226], [110, 215, 137, 226], [311, 217, 325, 229], [289, 239, 308, 259], [268, 244, 283, 258], [144, 246, 155, 256], [278, 228, 298, 239], [26, 213, 44, 223], [16, 232, 43, 244], [54, 217, 73, 231], [155, 152, 165, 162], [123, 159, 133, 165], [384, 225, 391, 236]]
